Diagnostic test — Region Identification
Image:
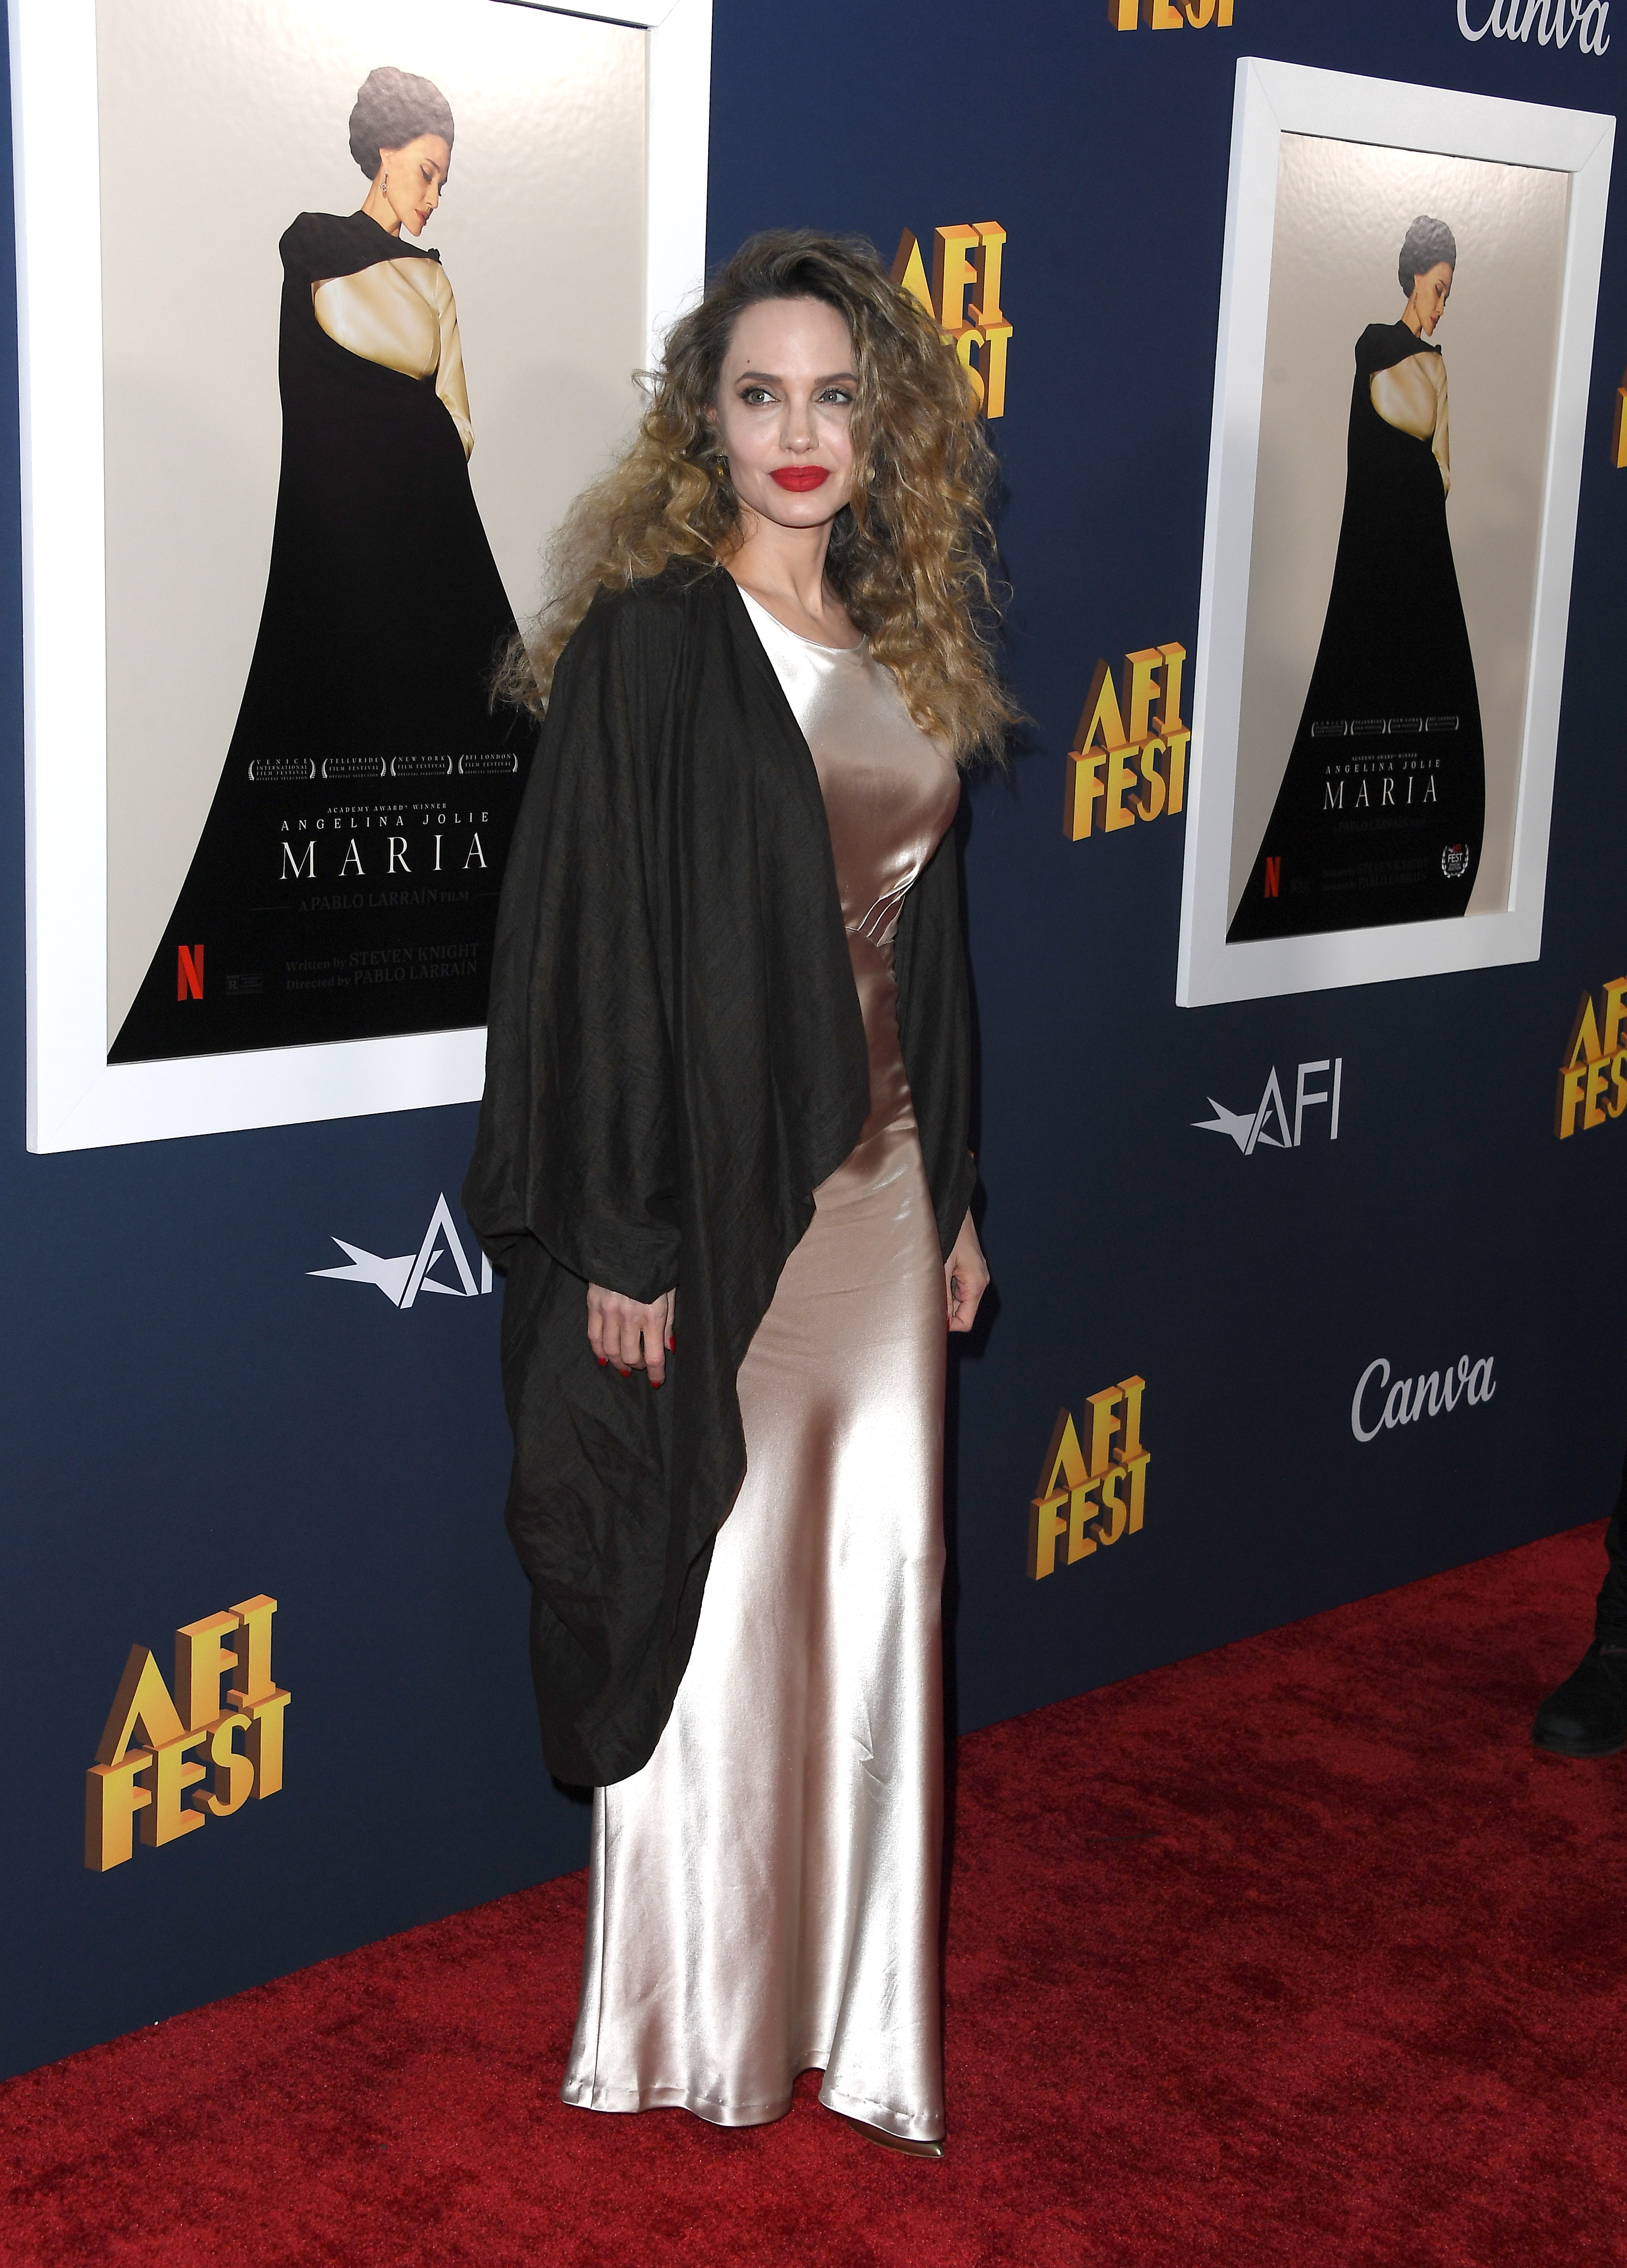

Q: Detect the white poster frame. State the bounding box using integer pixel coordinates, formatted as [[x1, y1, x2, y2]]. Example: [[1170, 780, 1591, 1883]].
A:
[[1176, 57, 1612, 1010], [14, 0, 711, 1151]]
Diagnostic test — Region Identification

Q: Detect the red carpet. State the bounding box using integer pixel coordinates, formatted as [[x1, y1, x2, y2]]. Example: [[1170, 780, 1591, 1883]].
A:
[[5, 1523, 1627, 2267]]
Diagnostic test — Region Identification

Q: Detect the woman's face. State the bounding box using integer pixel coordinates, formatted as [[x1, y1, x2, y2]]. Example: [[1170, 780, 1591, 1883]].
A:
[[1409, 261, 1453, 337], [710, 297, 858, 533], [377, 135, 450, 236]]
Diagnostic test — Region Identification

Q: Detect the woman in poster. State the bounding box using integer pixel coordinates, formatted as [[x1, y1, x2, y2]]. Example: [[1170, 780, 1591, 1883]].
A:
[[110, 67, 529, 1063], [1229, 215, 1485, 942], [466, 232, 1005, 2155]]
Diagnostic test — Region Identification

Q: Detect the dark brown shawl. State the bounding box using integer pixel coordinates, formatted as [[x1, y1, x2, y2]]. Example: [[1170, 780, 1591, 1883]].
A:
[[464, 561, 974, 1785]]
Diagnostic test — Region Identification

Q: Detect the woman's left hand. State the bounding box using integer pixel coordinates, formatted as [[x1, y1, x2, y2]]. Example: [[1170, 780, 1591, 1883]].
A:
[[945, 1210, 989, 1334]]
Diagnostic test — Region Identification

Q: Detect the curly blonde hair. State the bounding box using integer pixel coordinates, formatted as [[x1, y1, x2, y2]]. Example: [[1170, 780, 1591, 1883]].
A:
[[497, 229, 1014, 763]]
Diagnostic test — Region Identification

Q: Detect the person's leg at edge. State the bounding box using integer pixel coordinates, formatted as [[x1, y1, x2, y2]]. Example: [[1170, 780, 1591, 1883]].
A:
[[1533, 1439, 1627, 1759]]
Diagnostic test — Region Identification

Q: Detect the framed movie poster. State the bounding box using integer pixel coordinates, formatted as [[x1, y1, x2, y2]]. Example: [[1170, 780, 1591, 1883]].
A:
[[15, 0, 711, 1150], [1176, 60, 1613, 1009]]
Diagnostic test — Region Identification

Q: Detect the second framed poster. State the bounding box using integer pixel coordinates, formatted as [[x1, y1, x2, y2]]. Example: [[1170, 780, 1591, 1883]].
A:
[[1177, 59, 1612, 1009]]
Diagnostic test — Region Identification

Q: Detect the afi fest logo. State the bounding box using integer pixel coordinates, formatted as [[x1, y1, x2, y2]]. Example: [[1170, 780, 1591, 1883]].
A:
[[891, 223, 1011, 417], [310, 1192, 493, 1309], [1110, 0, 1235, 26], [86, 1598, 288, 1871], [1351, 1354, 1498, 1443], [1458, 0, 1610, 51], [1029, 1376, 1150, 1580], [1066, 644, 1189, 842], [1554, 973, 1627, 1138], [1194, 1058, 1343, 1156]]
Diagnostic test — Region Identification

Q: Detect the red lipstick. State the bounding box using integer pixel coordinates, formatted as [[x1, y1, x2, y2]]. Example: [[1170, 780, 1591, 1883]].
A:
[[771, 466, 829, 492]]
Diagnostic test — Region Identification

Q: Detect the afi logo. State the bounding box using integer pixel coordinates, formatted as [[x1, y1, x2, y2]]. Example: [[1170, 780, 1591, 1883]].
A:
[[1194, 1058, 1343, 1155], [310, 1193, 493, 1309]]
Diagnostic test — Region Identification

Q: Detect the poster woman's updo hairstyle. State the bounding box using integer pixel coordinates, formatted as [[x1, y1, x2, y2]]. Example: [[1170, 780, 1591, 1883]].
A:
[[502, 228, 1016, 763], [1399, 214, 1457, 295], [348, 67, 455, 177]]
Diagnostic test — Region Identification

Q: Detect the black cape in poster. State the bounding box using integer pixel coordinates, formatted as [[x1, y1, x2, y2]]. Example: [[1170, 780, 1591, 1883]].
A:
[[110, 211, 531, 1063], [1228, 320, 1484, 942]]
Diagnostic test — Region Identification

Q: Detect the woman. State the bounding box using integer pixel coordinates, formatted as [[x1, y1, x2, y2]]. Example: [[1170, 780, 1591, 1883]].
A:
[[465, 232, 1007, 2154], [1229, 214, 1485, 942], [111, 67, 529, 1065]]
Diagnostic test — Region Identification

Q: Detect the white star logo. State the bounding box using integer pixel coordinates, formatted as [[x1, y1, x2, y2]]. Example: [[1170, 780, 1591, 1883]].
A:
[[1192, 1068, 1295, 1157], [1192, 1098, 1257, 1152], [309, 1194, 491, 1309]]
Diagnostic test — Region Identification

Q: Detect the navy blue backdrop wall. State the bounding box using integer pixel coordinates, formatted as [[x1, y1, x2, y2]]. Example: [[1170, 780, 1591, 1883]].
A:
[[4, 0, 1624, 2081]]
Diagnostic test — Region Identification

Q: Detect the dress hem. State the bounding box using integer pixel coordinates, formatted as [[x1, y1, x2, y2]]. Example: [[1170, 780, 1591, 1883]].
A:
[[560, 2073, 803, 2128], [560, 2066, 945, 2143]]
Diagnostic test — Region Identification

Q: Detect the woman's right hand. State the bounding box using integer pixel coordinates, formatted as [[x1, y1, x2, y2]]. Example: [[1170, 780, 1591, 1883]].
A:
[[587, 1284, 675, 1386]]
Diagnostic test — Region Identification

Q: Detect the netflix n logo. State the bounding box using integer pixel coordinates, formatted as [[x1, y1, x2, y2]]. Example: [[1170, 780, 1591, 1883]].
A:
[[176, 943, 204, 1000]]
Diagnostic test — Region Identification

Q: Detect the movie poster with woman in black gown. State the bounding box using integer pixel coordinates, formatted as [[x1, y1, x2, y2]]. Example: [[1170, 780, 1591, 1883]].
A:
[[92, 0, 651, 1074], [1214, 129, 1575, 970], [1227, 214, 1486, 943], [111, 68, 531, 1062]]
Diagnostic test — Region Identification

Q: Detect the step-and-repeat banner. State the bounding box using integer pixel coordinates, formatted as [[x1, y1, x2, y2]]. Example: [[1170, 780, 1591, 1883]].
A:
[[4, 0, 1625, 2079]]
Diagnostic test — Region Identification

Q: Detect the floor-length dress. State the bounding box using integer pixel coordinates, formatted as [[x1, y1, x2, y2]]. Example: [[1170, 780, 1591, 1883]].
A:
[[560, 590, 962, 2144]]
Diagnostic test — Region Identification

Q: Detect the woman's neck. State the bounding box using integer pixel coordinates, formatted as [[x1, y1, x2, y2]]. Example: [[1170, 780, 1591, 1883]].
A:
[[723, 511, 852, 644], [360, 182, 402, 238]]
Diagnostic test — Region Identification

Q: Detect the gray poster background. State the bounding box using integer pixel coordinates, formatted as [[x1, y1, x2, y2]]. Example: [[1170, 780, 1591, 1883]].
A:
[[97, 0, 647, 1038], [1230, 134, 1570, 924]]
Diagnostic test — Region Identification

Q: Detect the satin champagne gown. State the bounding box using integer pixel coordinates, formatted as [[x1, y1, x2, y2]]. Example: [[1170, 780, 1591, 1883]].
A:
[[560, 590, 961, 2144]]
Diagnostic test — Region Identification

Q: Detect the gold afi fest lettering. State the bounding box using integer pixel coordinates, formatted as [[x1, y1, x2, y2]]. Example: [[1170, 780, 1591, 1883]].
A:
[[1554, 976, 1627, 1138], [1065, 645, 1189, 841], [1029, 1378, 1150, 1580], [891, 223, 1010, 418], [85, 1597, 290, 1871], [1110, 0, 1235, 26]]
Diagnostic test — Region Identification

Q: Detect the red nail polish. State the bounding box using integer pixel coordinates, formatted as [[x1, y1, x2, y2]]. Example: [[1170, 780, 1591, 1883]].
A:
[[596, 1356, 607, 1366], [619, 1367, 631, 1377]]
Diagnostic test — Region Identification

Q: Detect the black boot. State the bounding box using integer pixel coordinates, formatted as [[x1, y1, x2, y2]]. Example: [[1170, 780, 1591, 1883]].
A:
[[1532, 1639, 1627, 1758]]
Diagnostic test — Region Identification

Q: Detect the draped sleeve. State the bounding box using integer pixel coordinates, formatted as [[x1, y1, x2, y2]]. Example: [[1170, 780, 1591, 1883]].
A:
[[465, 584, 687, 1301], [892, 817, 976, 1260], [431, 266, 474, 459]]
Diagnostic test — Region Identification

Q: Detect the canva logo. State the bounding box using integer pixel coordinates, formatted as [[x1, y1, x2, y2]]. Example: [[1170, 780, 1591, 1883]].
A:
[[1351, 1355, 1497, 1443], [310, 1192, 493, 1309], [1029, 1375, 1150, 1579], [1065, 643, 1190, 841], [1194, 1058, 1343, 1155], [1458, 0, 1610, 50], [86, 1598, 288, 1872], [891, 223, 1011, 417]]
